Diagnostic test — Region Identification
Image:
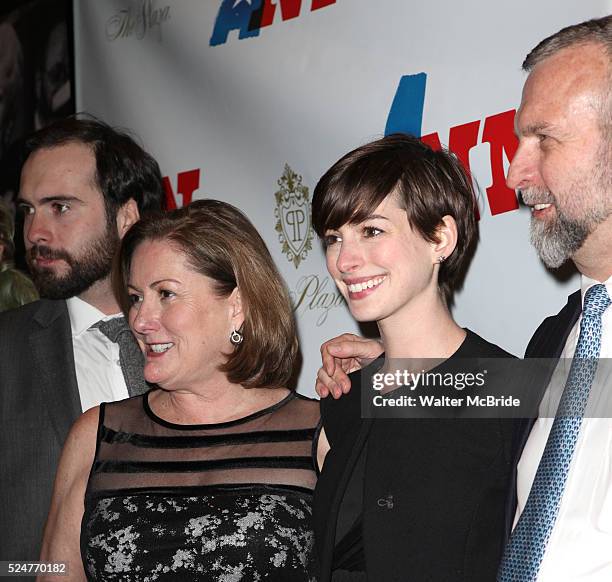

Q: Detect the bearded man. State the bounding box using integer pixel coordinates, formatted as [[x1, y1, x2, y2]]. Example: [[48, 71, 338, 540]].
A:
[[0, 116, 165, 567], [316, 15, 612, 582]]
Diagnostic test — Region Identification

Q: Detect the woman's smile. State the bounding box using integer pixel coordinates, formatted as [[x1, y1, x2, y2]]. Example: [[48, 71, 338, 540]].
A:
[[343, 275, 387, 299]]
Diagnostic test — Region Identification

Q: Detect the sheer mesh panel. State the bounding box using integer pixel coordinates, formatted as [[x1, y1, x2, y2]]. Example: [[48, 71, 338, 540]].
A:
[[86, 391, 320, 497]]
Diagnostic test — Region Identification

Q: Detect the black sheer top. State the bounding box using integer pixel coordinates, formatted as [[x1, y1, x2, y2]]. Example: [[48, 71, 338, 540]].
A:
[[81, 390, 320, 581]]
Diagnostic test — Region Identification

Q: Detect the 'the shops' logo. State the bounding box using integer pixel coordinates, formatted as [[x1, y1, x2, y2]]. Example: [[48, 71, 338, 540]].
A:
[[274, 164, 314, 268], [210, 0, 336, 46]]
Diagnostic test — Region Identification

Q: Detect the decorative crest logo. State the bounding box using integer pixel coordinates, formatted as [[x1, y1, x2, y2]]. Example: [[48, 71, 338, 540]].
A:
[[274, 164, 313, 268]]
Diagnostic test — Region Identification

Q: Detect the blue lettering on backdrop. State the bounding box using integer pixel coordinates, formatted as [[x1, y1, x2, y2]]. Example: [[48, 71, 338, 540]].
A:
[[384, 72, 427, 137], [210, 0, 263, 47]]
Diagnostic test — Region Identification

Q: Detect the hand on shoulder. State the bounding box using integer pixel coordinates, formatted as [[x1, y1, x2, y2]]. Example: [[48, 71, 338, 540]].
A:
[[316, 333, 383, 399]]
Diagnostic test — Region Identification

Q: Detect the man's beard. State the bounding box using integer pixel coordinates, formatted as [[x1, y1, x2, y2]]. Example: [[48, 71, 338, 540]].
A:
[[523, 139, 611, 268], [523, 182, 610, 269], [527, 200, 591, 268], [27, 221, 120, 300]]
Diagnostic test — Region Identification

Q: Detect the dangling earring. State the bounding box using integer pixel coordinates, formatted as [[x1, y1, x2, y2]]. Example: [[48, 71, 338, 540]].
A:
[[437, 255, 446, 264], [230, 327, 243, 345]]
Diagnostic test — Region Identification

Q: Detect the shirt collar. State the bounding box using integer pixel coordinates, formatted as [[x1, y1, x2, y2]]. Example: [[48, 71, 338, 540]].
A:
[[580, 274, 612, 309], [66, 296, 123, 337]]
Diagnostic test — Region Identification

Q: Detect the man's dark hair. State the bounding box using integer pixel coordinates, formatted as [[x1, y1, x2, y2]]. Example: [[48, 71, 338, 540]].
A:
[[312, 133, 479, 300], [24, 114, 165, 222]]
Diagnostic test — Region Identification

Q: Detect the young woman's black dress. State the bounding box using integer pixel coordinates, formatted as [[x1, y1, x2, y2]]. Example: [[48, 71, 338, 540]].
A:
[[313, 330, 516, 582]]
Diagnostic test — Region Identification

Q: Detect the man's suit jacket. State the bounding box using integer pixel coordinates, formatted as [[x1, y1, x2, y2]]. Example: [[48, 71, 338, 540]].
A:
[[0, 299, 81, 563], [504, 290, 582, 536]]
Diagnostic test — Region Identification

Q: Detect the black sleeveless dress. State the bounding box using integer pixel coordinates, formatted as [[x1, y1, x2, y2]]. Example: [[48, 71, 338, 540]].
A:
[[81, 390, 320, 581], [313, 330, 517, 581]]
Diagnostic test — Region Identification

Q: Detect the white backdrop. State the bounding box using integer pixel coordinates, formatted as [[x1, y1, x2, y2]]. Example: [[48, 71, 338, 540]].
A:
[[74, 0, 611, 396]]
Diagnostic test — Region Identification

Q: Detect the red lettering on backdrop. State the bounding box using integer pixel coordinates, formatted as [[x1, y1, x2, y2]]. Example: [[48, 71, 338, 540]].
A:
[[163, 169, 201, 210], [481, 109, 519, 215], [162, 177, 176, 210], [420, 132, 442, 150], [311, 0, 336, 9], [422, 120, 481, 171], [259, 0, 302, 27], [421, 112, 519, 217], [259, 0, 336, 27]]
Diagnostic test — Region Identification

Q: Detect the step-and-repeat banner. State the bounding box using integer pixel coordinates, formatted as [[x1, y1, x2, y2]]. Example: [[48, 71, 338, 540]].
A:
[[74, 0, 611, 396]]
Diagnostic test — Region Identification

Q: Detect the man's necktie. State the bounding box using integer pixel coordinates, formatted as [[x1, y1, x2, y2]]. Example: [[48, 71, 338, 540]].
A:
[[498, 283, 610, 582], [92, 316, 149, 397]]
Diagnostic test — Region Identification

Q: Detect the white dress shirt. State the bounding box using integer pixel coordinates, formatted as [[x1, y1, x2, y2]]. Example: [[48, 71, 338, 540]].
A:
[[66, 296, 129, 412], [515, 275, 612, 581]]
